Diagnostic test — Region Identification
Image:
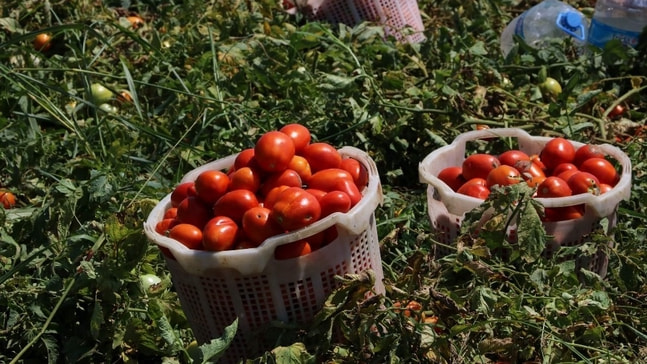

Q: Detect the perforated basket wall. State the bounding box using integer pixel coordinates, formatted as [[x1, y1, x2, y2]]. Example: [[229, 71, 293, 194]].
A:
[[296, 0, 425, 43], [144, 147, 384, 363], [419, 128, 632, 277]]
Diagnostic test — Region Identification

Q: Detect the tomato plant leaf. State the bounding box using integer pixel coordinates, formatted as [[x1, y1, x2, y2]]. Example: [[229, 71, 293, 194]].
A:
[[271, 342, 315, 363], [198, 318, 238, 364]]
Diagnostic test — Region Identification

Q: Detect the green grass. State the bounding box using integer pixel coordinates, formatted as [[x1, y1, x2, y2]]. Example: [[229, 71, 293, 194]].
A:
[[1, 0, 646, 363]]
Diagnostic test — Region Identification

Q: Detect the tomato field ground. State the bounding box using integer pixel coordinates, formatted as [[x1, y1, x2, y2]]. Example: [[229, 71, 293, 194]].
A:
[[1, 0, 646, 363]]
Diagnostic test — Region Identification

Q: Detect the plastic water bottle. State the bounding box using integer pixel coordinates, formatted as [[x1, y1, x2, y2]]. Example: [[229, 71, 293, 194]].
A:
[[588, 0, 647, 49], [500, 0, 590, 56]]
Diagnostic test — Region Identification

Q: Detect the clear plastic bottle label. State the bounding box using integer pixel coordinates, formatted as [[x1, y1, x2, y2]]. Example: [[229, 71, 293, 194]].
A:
[[514, 10, 529, 39], [588, 18, 642, 48]]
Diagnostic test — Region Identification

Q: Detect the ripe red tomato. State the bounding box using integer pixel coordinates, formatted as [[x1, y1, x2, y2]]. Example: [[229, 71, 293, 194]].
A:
[[262, 185, 291, 210], [176, 196, 212, 229], [194, 170, 230, 204], [171, 182, 196, 207], [599, 183, 613, 194], [498, 150, 530, 167], [461, 154, 500, 180], [228, 166, 261, 192], [539, 137, 575, 171], [279, 123, 311, 154], [202, 216, 239, 251], [155, 218, 179, 235], [33, 33, 52, 52], [212, 189, 259, 224], [551, 163, 578, 177], [529, 154, 547, 171], [304, 188, 327, 202], [254, 131, 296, 172], [270, 187, 321, 231], [274, 240, 312, 260], [437, 166, 466, 192], [568, 171, 601, 195], [168, 223, 204, 249], [556, 169, 579, 186], [514, 160, 546, 187], [543, 206, 584, 222], [308, 168, 361, 206], [0, 190, 16, 209], [287, 155, 312, 182], [536, 176, 572, 198], [319, 190, 352, 217], [298, 231, 326, 251], [234, 148, 256, 170], [260, 168, 303, 197], [486, 165, 521, 188], [340, 158, 369, 191], [163, 207, 178, 219], [579, 157, 619, 186], [301, 142, 342, 173], [607, 104, 625, 119], [456, 179, 490, 199], [242, 206, 284, 245], [573, 144, 605, 167]]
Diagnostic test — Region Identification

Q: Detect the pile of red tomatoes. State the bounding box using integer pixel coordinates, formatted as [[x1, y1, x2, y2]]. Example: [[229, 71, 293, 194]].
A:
[[437, 137, 620, 221], [155, 124, 369, 259]]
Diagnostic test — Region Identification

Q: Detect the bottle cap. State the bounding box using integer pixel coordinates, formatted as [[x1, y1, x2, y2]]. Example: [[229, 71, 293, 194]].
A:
[[556, 11, 586, 41]]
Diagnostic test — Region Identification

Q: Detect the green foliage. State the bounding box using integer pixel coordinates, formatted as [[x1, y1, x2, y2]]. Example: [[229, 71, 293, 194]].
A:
[[0, 0, 646, 363]]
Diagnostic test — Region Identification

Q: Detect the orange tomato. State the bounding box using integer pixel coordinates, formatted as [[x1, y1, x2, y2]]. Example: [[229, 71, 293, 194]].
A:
[[33, 33, 52, 52], [0, 190, 16, 209]]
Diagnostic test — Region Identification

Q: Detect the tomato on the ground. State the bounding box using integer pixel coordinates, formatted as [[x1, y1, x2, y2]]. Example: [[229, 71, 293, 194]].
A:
[[0, 190, 16, 209], [33, 33, 53, 52]]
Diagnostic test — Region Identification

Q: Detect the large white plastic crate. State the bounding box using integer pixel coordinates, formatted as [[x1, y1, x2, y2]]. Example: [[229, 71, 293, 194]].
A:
[[288, 0, 426, 43], [418, 128, 632, 277], [144, 146, 384, 363]]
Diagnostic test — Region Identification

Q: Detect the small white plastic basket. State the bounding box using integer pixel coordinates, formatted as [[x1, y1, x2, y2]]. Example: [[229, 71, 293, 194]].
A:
[[289, 0, 426, 43], [418, 128, 632, 277], [144, 146, 384, 363]]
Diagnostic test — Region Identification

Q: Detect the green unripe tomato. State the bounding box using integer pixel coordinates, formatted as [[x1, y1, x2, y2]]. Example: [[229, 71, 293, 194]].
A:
[[91, 83, 114, 103], [540, 77, 562, 98], [140, 273, 164, 296], [98, 103, 118, 114]]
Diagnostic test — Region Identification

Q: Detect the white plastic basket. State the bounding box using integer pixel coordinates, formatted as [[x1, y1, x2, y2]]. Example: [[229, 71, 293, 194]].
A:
[[418, 128, 632, 277], [290, 0, 426, 43], [144, 146, 384, 363]]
